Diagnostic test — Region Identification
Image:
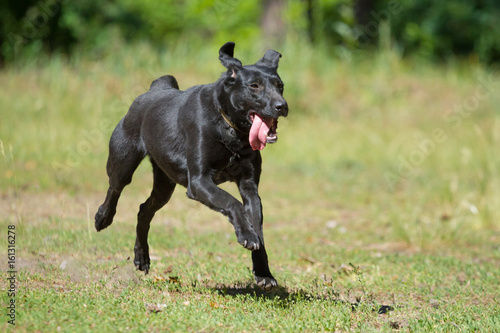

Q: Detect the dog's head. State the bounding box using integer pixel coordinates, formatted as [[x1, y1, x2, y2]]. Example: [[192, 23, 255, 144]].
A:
[[219, 42, 288, 150]]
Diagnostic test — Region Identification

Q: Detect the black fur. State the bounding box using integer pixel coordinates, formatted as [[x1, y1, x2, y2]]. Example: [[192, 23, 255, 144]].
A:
[[94, 42, 288, 291]]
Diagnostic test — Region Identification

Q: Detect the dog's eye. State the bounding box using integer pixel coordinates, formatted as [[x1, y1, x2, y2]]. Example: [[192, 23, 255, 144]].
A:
[[249, 83, 260, 89], [278, 84, 284, 90]]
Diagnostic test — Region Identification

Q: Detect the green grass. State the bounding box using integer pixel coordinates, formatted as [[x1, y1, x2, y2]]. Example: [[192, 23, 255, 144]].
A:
[[1, 41, 499, 331]]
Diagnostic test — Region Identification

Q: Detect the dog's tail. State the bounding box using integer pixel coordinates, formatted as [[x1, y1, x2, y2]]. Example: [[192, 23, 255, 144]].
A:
[[149, 75, 179, 91]]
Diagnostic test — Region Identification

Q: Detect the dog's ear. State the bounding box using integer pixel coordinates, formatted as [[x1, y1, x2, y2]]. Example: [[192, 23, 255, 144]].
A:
[[219, 42, 243, 78], [255, 49, 282, 70]]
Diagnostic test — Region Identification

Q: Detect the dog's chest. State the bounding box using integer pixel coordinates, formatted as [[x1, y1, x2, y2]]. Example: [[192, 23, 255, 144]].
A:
[[213, 129, 253, 182], [221, 128, 246, 153], [213, 153, 245, 184]]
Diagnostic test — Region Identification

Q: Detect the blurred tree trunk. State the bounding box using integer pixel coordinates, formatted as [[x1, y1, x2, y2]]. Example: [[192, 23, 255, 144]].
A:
[[306, 0, 314, 43], [354, 0, 375, 26], [261, 0, 286, 42]]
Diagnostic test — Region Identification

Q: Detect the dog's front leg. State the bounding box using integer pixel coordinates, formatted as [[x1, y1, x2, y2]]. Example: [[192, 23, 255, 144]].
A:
[[238, 178, 278, 291], [187, 175, 260, 251]]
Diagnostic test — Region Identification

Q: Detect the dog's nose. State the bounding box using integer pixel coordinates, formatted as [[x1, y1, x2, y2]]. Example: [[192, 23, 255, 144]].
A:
[[274, 101, 288, 116]]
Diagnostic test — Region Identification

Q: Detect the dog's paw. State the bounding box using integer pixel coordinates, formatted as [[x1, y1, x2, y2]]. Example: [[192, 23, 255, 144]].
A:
[[134, 249, 150, 275], [237, 232, 260, 251], [134, 259, 150, 275], [255, 276, 278, 291], [242, 239, 260, 251], [94, 205, 115, 231]]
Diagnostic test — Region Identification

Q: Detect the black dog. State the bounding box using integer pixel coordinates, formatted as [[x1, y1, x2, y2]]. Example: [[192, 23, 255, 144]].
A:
[[95, 42, 288, 290]]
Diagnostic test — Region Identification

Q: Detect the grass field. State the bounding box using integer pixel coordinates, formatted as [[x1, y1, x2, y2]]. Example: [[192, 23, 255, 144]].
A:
[[1, 41, 499, 331]]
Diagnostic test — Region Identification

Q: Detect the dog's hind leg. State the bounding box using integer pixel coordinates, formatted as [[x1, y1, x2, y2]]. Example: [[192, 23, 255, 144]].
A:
[[95, 120, 146, 231], [134, 159, 176, 274]]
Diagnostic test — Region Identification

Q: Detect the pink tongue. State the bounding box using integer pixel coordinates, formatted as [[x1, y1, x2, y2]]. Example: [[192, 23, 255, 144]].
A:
[[249, 114, 270, 150]]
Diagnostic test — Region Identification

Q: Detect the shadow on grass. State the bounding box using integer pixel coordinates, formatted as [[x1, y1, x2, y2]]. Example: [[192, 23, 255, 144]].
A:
[[146, 274, 396, 314], [213, 284, 395, 314]]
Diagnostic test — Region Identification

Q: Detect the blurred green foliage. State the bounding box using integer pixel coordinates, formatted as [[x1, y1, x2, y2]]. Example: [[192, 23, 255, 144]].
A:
[[0, 0, 263, 62], [312, 0, 500, 63], [1, 0, 499, 64], [387, 0, 500, 63]]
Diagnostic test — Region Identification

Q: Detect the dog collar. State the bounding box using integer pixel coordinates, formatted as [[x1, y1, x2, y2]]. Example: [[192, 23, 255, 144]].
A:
[[219, 108, 244, 134]]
